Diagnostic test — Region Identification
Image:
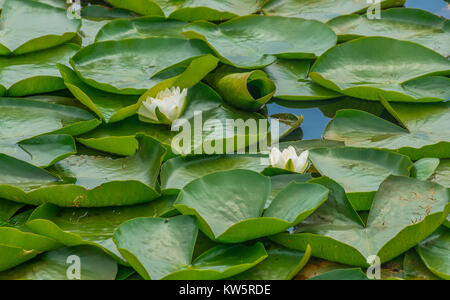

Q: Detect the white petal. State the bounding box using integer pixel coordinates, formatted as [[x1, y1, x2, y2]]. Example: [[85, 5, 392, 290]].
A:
[[294, 150, 309, 173], [270, 147, 285, 169]]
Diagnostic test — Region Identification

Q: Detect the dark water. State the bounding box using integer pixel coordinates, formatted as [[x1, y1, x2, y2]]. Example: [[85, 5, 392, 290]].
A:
[[268, 0, 449, 140]]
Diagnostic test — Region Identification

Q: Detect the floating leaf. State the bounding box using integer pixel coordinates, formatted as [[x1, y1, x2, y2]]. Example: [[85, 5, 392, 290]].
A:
[[0, 0, 80, 55], [231, 246, 311, 280], [0, 245, 118, 280], [149, 0, 265, 21], [412, 158, 440, 181], [175, 170, 329, 243], [78, 83, 269, 156], [206, 65, 276, 111], [26, 195, 177, 263], [324, 102, 450, 160], [161, 154, 267, 194], [105, 0, 165, 16], [328, 8, 450, 57], [113, 215, 268, 280], [183, 15, 336, 68], [432, 159, 450, 188], [308, 268, 369, 280], [70, 37, 214, 95], [310, 37, 450, 102], [404, 249, 440, 280], [271, 176, 449, 266], [263, 0, 407, 22], [0, 199, 23, 224], [0, 44, 80, 97], [95, 16, 186, 42], [265, 59, 341, 101], [0, 136, 166, 207], [0, 97, 99, 166], [0, 227, 61, 272], [309, 147, 413, 211], [58, 64, 139, 123], [416, 227, 450, 280]]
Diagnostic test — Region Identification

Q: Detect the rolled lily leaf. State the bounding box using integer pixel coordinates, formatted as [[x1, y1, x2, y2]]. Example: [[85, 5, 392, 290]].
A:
[[0, 0, 80, 55], [411, 158, 440, 181], [262, 0, 406, 22], [26, 195, 177, 263], [0, 97, 100, 166], [161, 154, 268, 194], [271, 176, 449, 267], [113, 215, 268, 280], [309, 147, 413, 211], [0, 245, 118, 280], [0, 135, 166, 207], [0, 43, 79, 97], [416, 227, 450, 280], [328, 8, 450, 57], [58, 64, 139, 123], [183, 15, 337, 68], [231, 246, 311, 280], [310, 37, 450, 102], [265, 59, 341, 101], [95, 16, 187, 42], [206, 66, 276, 111], [174, 169, 329, 243], [70, 37, 215, 95], [324, 102, 450, 160], [0, 227, 61, 272]]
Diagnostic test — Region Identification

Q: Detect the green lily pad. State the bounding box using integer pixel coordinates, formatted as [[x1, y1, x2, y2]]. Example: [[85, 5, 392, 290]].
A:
[[404, 249, 440, 280], [231, 246, 311, 280], [308, 268, 369, 280], [416, 227, 450, 280], [183, 15, 337, 68], [0, 0, 80, 55], [268, 173, 313, 206], [174, 170, 329, 243], [161, 154, 268, 194], [70, 37, 214, 95], [0, 136, 166, 207], [26, 195, 177, 263], [271, 176, 449, 267], [432, 159, 450, 188], [105, 0, 165, 16], [0, 97, 99, 166], [0, 245, 118, 280], [113, 215, 268, 280], [310, 37, 450, 102], [265, 59, 341, 101], [95, 16, 186, 42], [78, 82, 269, 156], [0, 43, 80, 97], [328, 8, 450, 57], [81, 4, 138, 19], [0, 199, 23, 224], [412, 158, 440, 181], [58, 64, 139, 123], [149, 0, 265, 21], [0, 227, 61, 272], [309, 147, 413, 211], [327, 101, 450, 160], [205, 65, 276, 111], [263, 0, 406, 22]]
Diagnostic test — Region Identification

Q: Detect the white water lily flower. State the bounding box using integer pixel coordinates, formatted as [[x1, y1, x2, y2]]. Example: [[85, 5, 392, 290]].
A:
[[269, 146, 309, 173], [138, 87, 187, 125]]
